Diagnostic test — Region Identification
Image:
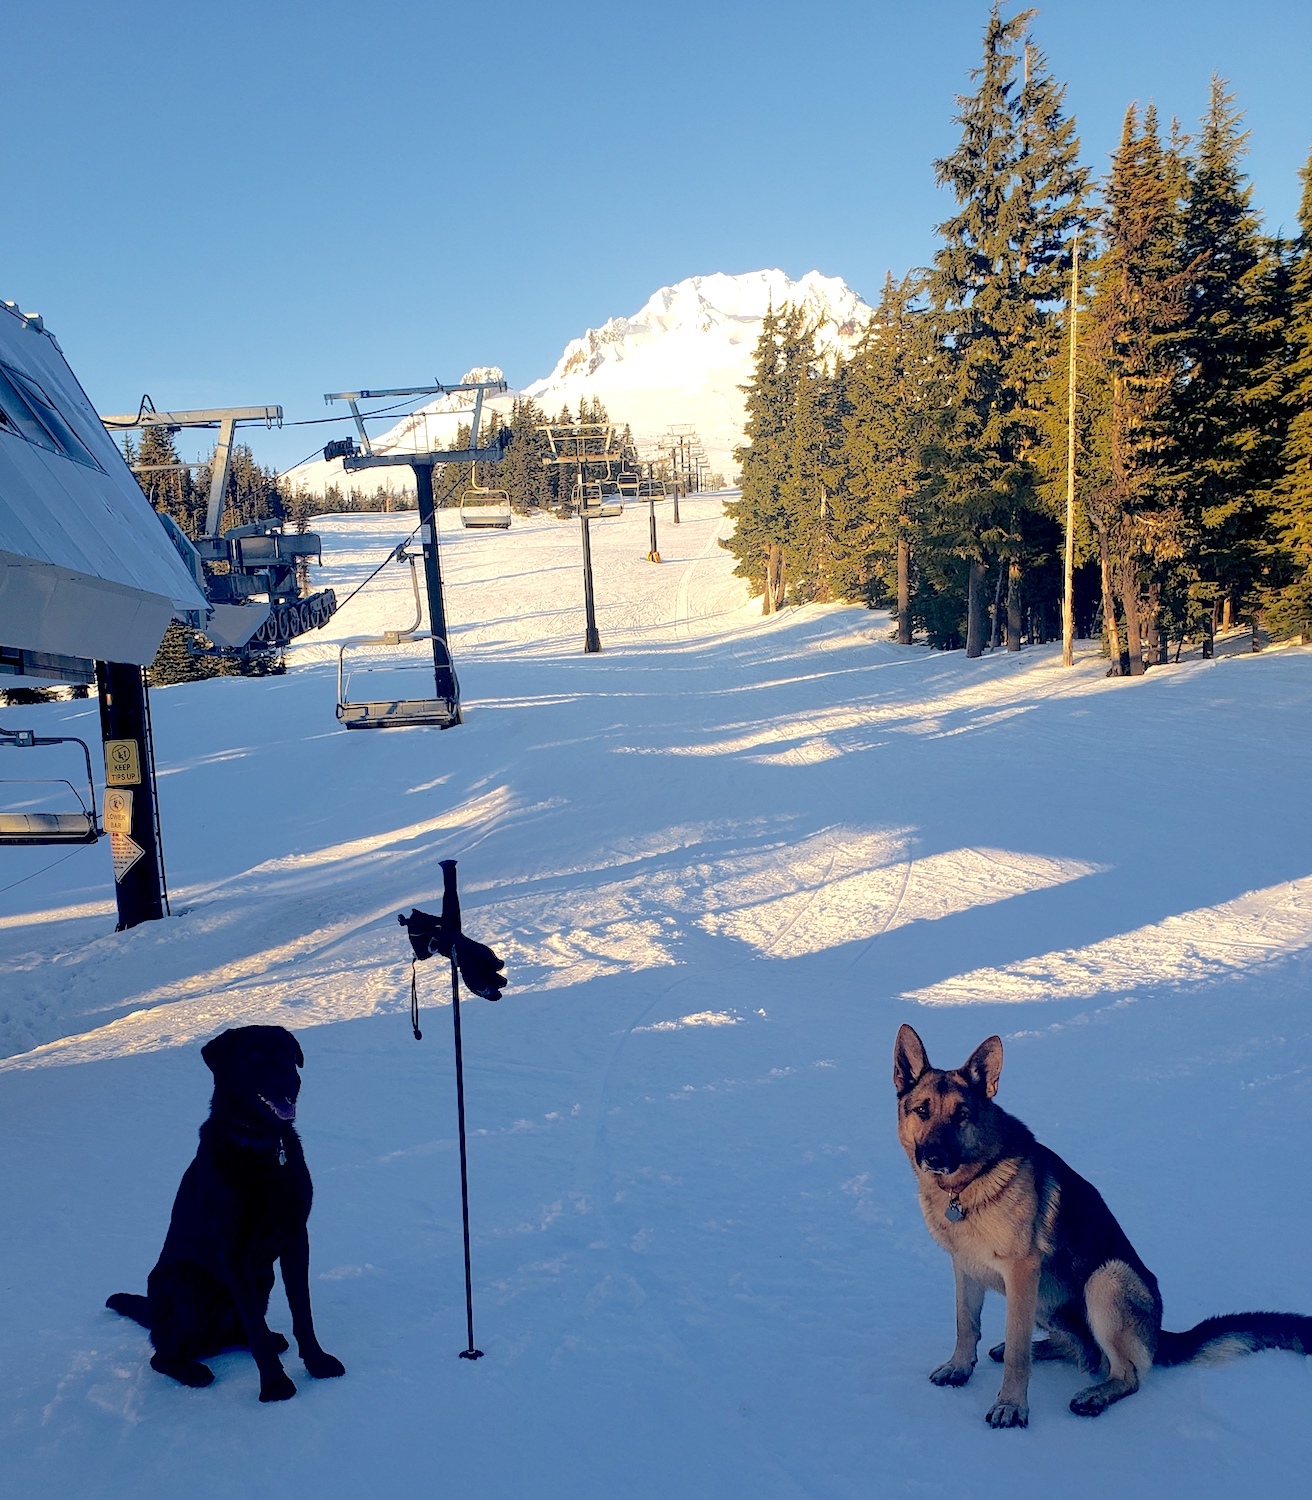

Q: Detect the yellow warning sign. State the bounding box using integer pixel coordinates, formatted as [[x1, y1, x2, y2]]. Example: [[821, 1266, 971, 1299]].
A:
[[110, 831, 145, 882], [105, 739, 141, 786], [103, 788, 133, 835]]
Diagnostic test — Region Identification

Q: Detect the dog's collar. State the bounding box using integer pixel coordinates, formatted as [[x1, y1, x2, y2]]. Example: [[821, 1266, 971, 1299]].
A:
[[212, 1125, 288, 1165]]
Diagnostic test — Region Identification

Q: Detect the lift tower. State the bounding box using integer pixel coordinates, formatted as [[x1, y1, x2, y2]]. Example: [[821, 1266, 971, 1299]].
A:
[[538, 422, 625, 653], [323, 378, 509, 726]]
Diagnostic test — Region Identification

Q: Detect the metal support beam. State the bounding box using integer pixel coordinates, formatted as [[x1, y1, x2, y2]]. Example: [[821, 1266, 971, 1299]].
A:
[[100, 405, 282, 431], [413, 464, 462, 716], [95, 661, 166, 930], [579, 510, 601, 653], [205, 416, 237, 538]]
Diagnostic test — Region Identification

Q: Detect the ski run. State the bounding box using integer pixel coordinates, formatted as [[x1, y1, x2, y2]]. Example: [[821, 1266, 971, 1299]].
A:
[[3, 495, 1311, 1499]]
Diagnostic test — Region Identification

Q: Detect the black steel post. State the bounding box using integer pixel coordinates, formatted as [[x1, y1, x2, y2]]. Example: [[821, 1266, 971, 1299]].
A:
[[580, 510, 601, 653], [647, 495, 660, 562], [94, 661, 166, 930], [412, 461, 462, 718]]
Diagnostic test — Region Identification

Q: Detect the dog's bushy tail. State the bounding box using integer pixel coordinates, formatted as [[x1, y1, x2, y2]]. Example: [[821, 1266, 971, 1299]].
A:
[[106, 1292, 151, 1329], [1155, 1311, 1312, 1367]]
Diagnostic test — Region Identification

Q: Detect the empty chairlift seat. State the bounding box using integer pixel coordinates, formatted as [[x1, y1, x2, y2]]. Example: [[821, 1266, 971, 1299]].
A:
[[0, 727, 102, 845], [459, 464, 512, 530], [335, 551, 461, 730]]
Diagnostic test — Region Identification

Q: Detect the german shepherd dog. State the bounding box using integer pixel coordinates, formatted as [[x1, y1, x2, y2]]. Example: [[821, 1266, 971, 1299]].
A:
[[894, 1024, 1312, 1427], [107, 1025, 344, 1402]]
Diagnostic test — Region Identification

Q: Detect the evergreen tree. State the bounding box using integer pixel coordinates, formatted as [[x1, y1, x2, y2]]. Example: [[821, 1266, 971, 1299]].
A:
[[1085, 102, 1190, 672], [928, 6, 1088, 656], [840, 272, 939, 640], [724, 303, 814, 611], [1267, 146, 1312, 641], [1173, 78, 1289, 652]]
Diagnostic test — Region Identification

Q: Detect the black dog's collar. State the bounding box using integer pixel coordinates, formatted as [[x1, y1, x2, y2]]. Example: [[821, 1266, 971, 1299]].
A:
[[215, 1126, 288, 1165]]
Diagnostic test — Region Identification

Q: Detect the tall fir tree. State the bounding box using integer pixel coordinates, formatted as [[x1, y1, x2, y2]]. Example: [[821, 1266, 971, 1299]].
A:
[[839, 272, 940, 640], [928, 6, 1088, 656], [1085, 102, 1190, 672], [724, 303, 814, 611], [1173, 77, 1289, 651], [1267, 146, 1312, 641]]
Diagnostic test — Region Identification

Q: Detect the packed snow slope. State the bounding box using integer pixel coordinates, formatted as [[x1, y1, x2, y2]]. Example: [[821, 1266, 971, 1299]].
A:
[[2, 497, 1311, 1500], [288, 271, 872, 496]]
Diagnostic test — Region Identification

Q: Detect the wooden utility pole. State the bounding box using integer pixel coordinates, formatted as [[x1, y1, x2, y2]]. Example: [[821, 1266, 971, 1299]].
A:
[[1062, 234, 1079, 668]]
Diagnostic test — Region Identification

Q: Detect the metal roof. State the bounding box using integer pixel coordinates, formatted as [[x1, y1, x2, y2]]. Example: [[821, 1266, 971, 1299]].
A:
[[0, 301, 208, 666]]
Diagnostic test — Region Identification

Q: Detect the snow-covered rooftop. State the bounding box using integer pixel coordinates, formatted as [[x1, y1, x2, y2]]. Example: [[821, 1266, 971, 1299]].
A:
[[0, 301, 207, 667]]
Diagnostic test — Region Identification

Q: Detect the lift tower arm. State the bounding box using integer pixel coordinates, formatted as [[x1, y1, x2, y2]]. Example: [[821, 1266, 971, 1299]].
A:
[[100, 405, 283, 538]]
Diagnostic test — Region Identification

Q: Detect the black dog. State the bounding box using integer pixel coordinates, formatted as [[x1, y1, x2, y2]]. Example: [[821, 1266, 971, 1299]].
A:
[[107, 1025, 345, 1402]]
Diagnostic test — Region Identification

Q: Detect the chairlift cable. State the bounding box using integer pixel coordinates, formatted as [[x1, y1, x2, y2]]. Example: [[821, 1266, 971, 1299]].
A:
[[0, 843, 90, 898], [330, 522, 424, 615]]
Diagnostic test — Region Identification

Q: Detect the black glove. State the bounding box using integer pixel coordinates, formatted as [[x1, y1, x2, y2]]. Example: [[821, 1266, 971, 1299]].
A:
[[398, 861, 505, 1002]]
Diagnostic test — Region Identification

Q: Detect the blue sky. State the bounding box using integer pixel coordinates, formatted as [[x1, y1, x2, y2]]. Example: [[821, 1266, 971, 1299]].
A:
[[3, 0, 1310, 471]]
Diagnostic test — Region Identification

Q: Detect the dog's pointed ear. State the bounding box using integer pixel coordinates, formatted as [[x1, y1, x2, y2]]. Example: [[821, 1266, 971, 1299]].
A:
[[962, 1035, 1003, 1098], [894, 1024, 930, 1096]]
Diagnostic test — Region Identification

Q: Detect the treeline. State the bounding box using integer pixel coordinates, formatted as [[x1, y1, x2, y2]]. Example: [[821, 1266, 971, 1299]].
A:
[[434, 395, 637, 513], [727, 6, 1312, 663], [129, 393, 636, 536], [125, 428, 286, 540]]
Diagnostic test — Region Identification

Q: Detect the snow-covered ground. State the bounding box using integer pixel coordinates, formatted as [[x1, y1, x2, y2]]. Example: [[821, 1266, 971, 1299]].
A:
[[2, 495, 1311, 1499]]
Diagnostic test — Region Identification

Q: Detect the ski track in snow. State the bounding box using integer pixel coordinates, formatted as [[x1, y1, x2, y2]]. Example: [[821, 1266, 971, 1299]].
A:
[[3, 495, 1312, 1498]]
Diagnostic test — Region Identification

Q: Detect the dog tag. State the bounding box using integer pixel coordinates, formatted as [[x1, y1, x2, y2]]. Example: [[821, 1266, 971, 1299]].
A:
[[278, 1142, 287, 1167], [945, 1195, 964, 1223]]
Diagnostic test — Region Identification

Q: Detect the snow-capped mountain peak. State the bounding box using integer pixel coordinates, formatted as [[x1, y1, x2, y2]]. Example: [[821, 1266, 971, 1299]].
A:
[[287, 270, 873, 495]]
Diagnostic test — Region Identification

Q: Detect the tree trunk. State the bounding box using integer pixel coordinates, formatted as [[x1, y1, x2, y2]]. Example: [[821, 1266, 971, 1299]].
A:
[[990, 563, 1005, 649], [771, 545, 787, 612], [1097, 528, 1124, 674], [1251, 615, 1261, 653], [1221, 595, 1233, 630], [761, 546, 779, 616], [896, 535, 911, 645], [966, 559, 986, 658], [1006, 562, 1022, 652], [1145, 582, 1167, 666], [1120, 557, 1144, 676], [1202, 599, 1218, 659]]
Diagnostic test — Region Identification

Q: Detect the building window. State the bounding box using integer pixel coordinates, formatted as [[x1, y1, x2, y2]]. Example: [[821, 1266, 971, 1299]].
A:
[[0, 361, 103, 470]]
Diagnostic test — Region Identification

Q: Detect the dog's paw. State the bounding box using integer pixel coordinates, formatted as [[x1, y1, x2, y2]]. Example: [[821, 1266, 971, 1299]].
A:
[[302, 1349, 345, 1380], [988, 1341, 1006, 1363], [258, 1370, 297, 1403], [929, 1360, 975, 1387], [150, 1354, 214, 1388], [985, 1399, 1029, 1428]]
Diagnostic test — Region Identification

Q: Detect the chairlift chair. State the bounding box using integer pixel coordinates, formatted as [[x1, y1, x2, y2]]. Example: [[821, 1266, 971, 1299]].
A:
[[576, 477, 623, 520], [0, 725, 102, 845], [459, 465, 512, 530], [335, 551, 460, 730]]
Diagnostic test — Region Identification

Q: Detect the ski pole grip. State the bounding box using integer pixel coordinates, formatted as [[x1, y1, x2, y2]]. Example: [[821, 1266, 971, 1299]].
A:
[[440, 858, 461, 936]]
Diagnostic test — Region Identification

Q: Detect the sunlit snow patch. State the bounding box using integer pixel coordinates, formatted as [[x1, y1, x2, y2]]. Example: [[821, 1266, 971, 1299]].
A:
[[634, 1010, 741, 1032], [905, 873, 1312, 1005], [700, 840, 1102, 960]]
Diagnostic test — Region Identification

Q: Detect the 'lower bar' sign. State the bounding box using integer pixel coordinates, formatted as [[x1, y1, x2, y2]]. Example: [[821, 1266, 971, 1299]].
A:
[[110, 831, 145, 882], [103, 788, 133, 835]]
